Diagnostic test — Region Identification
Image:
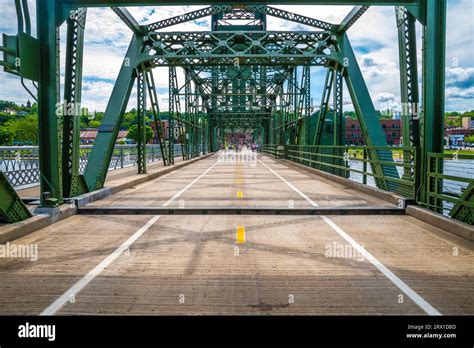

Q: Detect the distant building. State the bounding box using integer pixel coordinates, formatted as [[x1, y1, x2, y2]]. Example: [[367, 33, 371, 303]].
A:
[[462, 116, 474, 129], [2, 108, 16, 115], [345, 119, 401, 145], [149, 120, 171, 142], [80, 129, 128, 144], [445, 127, 474, 146]]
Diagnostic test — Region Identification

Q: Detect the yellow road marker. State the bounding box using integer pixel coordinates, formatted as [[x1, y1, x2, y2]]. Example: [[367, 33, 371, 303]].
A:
[[236, 226, 246, 244], [237, 191, 244, 198]]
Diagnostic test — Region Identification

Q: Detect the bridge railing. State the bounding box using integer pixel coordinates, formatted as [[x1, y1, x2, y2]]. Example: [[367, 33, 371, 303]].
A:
[[260, 144, 417, 199], [261, 144, 285, 158], [425, 152, 474, 224], [0, 144, 183, 189]]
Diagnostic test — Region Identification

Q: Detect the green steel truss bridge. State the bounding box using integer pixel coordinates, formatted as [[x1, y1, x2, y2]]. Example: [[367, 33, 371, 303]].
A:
[[0, 0, 472, 226], [0, 1, 474, 319]]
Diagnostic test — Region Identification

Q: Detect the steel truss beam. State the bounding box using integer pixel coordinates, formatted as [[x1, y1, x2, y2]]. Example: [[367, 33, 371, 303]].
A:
[[313, 67, 336, 146], [62, 8, 87, 198], [248, 5, 335, 31], [336, 33, 398, 190], [5, 0, 450, 224], [143, 67, 170, 165], [144, 31, 339, 67], [82, 35, 143, 191], [0, 171, 31, 223], [136, 69, 147, 173], [338, 5, 370, 32], [169, 66, 188, 162], [144, 5, 232, 32], [111, 7, 143, 34], [396, 6, 419, 182], [59, 1, 421, 7]]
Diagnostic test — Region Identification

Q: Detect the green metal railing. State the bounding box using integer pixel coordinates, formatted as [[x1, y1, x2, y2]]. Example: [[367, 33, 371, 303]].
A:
[[0, 144, 184, 188], [425, 152, 474, 224], [261, 144, 285, 158], [261, 144, 417, 199]]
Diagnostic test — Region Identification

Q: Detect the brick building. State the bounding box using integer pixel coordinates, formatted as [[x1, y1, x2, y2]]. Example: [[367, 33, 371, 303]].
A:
[[345, 119, 401, 145]]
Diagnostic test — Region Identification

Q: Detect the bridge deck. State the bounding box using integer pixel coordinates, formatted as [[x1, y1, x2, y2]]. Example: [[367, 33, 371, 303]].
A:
[[0, 154, 472, 315]]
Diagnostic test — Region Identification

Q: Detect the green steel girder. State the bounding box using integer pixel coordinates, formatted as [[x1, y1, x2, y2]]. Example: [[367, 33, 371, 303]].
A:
[[111, 7, 143, 34], [313, 68, 336, 146], [396, 6, 419, 183], [59, 1, 421, 7], [248, 5, 335, 31], [82, 35, 143, 191], [449, 182, 474, 225], [419, 0, 446, 205], [144, 5, 233, 32], [0, 171, 31, 223], [37, 0, 63, 207], [143, 67, 170, 165], [144, 31, 340, 67], [62, 8, 88, 198], [333, 69, 344, 145], [336, 33, 398, 190], [136, 69, 147, 174], [213, 7, 266, 31], [169, 66, 188, 161], [338, 5, 370, 32], [3, 0, 453, 224]]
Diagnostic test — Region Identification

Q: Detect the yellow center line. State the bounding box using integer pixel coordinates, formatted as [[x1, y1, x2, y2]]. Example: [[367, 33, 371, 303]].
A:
[[236, 226, 246, 244]]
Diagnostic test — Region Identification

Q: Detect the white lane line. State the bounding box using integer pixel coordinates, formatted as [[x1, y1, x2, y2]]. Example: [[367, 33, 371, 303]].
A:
[[257, 157, 441, 316], [163, 157, 221, 207], [41, 156, 220, 316]]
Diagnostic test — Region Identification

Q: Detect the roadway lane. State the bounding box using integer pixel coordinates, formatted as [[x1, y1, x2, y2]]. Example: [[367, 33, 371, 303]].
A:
[[0, 151, 472, 315]]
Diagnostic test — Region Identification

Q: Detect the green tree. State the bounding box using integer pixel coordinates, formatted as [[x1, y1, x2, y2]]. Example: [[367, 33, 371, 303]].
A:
[[0, 125, 15, 145], [88, 120, 101, 128], [3, 114, 39, 144], [127, 124, 153, 143]]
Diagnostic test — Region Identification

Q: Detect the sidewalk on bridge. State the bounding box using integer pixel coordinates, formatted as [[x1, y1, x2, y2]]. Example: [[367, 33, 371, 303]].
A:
[[0, 153, 214, 244], [16, 157, 185, 200]]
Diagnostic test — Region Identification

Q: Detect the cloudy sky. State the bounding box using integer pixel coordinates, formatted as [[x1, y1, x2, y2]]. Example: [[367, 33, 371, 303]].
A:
[[0, 0, 473, 113]]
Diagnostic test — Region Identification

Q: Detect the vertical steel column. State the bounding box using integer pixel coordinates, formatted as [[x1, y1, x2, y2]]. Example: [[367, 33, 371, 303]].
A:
[[333, 68, 347, 178], [420, 0, 447, 205], [333, 69, 344, 146], [396, 6, 419, 182], [304, 65, 311, 145], [144, 68, 169, 165], [63, 8, 87, 197], [37, 0, 62, 207], [136, 69, 147, 174], [168, 67, 175, 164]]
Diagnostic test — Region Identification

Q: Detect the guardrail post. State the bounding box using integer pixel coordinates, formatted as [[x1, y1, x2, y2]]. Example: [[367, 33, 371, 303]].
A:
[[363, 148, 367, 185], [120, 147, 124, 168]]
